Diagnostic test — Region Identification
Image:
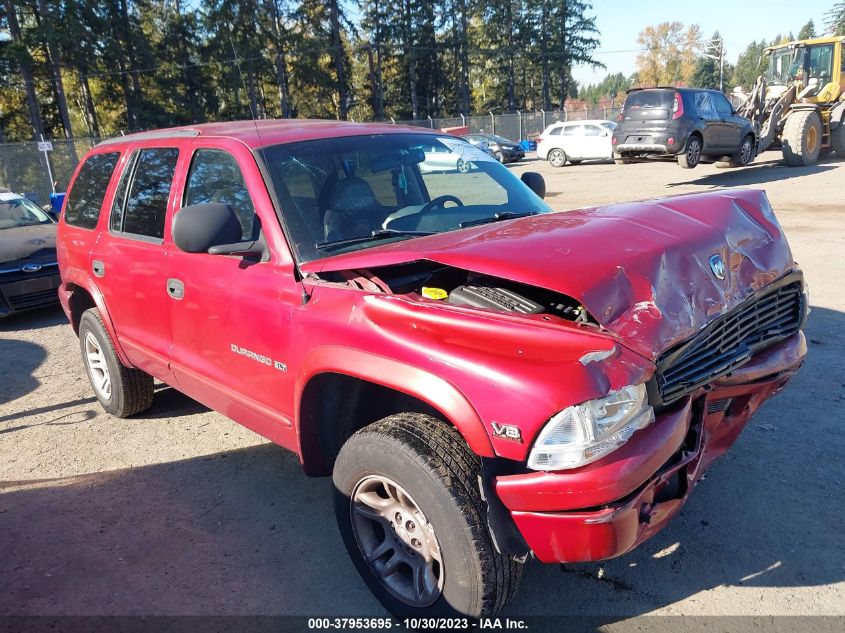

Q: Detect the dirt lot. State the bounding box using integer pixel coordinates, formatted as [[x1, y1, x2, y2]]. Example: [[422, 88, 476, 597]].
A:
[[1, 151, 844, 623]]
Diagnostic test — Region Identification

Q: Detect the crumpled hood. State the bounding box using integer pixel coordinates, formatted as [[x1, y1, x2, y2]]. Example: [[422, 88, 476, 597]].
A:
[[0, 223, 57, 265], [305, 189, 795, 359]]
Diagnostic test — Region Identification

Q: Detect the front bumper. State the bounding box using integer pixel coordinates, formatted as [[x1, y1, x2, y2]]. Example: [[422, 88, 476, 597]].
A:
[[0, 264, 61, 317], [495, 331, 806, 563]]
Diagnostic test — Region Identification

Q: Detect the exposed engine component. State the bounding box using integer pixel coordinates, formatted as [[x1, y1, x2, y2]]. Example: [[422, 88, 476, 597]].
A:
[[320, 260, 595, 324], [448, 285, 544, 314]]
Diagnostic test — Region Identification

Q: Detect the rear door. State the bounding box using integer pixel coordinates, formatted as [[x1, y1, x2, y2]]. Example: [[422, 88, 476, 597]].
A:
[[91, 143, 182, 380], [692, 91, 724, 151], [166, 138, 300, 448], [58, 150, 122, 302], [619, 90, 672, 142]]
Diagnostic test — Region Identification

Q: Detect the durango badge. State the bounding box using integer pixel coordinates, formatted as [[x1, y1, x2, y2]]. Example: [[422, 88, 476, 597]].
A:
[[709, 253, 726, 280], [491, 422, 523, 443]]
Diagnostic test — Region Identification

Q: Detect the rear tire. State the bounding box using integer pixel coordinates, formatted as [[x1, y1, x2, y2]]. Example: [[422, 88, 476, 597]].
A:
[[332, 413, 522, 619], [831, 121, 845, 158], [782, 110, 822, 166], [548, 148, 567, 167], [678, 135, 702, 168], [78, 308, 154, 417]]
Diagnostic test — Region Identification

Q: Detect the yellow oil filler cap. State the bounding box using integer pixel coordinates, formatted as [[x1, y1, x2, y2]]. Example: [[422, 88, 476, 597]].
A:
[[421, 287, 448, 300]]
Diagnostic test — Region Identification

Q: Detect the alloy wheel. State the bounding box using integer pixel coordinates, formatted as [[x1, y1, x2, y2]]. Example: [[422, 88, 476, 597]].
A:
[[549, 149, 565, 167], [350, 475, 444, 607], [84, 331, 111, 400], [687, 139, 701, 166], [740, 138, 753, 165]]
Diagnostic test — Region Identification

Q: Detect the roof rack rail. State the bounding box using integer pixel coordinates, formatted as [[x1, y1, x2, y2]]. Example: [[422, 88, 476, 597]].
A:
[[97, 129, 201, 146]]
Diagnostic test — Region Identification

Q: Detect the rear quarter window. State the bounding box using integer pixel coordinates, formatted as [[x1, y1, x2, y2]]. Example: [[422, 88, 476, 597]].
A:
[[64, 152, 120, 229]]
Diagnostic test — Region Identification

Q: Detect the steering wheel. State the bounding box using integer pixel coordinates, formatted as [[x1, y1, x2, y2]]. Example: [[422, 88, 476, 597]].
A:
[[419, 195, 464, 215]]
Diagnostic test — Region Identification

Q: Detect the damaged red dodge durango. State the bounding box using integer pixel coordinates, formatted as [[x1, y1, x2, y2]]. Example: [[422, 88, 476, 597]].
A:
[[56, 121, 807, 617]]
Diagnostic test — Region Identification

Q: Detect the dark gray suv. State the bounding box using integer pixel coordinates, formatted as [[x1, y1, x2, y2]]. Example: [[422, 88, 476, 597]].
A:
[[613, 88, 757, 168]]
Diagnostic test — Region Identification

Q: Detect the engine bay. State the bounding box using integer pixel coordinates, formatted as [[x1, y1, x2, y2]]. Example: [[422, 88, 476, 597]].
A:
[[318, 260, 594, 324]]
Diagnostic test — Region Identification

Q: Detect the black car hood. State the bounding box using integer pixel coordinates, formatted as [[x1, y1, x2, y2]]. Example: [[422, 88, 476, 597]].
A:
[[0, 224, 57, 265]]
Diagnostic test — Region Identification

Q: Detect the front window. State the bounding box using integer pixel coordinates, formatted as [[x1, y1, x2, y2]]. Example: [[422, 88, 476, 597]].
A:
[[0, 194, 52, 229], [262, 134, 551, 262], [766, 44, 834, 86]]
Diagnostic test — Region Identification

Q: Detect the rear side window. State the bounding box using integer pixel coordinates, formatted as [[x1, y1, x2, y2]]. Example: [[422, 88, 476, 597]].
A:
[[624, 90, 673, 110], [183, 149, 258, 240], [693, 92, 717, 117], [111, 148, 179, 240], [563, 125, 582, 136], [584, 125, 603, 136], [64, 152, 120, 229]]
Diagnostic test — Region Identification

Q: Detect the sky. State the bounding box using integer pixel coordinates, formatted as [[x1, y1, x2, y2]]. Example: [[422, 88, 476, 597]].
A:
[[573, 0, 836, 88]]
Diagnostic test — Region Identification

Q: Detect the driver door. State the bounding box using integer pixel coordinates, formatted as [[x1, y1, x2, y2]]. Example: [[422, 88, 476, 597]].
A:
[[165, 138, 300, 450]]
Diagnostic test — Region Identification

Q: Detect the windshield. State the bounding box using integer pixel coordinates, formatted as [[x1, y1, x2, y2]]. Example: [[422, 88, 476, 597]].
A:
[[261, 133, 551, 262], [0, 194, 52, 229]]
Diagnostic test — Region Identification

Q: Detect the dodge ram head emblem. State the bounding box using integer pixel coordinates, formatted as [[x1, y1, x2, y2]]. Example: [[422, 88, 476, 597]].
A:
[[709, 254, 726, 280]]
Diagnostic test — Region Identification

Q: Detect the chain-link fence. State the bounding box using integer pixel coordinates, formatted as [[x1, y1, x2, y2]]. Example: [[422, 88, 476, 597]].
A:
[[0, 108, 622, 202], [390, 107, 621, 141], [0, 138, 101, 205]]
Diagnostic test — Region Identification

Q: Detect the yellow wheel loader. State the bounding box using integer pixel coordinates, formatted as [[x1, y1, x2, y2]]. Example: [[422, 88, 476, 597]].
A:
[[737, 36, 845, 166]]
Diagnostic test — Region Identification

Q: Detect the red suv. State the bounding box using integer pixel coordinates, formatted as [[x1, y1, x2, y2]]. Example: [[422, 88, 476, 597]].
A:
[[57, 121, 807, 618]]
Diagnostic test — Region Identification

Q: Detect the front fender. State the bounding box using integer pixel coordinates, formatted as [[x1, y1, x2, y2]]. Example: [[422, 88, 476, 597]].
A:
[[295, 345, 495, 457]]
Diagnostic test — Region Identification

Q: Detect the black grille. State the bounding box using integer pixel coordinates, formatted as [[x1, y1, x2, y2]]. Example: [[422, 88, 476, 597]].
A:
[[7, 288, 58, 309], [653, 276, 804, 406]]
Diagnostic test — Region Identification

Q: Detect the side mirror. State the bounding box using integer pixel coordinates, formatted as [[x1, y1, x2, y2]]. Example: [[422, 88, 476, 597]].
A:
[[172, 203, 242, 253], [520, 172, 546, 199]]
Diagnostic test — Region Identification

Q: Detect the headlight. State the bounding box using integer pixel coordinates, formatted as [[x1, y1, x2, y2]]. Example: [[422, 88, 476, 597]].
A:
[[527, 384, 654, 471]]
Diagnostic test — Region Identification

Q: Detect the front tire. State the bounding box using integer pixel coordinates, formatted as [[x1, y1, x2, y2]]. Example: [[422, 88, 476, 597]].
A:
[[548, 148, 567, 167], [333, 414, 522, 618], [456, 158, 470, 173], [729, 134, 755, 167], [782, 110, 822, 166], [678, 135, 702, 168], [78, 308, 154, 417]]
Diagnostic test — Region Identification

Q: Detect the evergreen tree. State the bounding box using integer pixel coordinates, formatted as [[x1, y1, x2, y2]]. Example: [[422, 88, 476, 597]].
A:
[[798, 20, 816, 40]]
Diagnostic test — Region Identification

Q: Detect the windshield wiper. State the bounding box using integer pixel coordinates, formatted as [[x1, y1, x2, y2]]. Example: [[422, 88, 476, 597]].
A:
[[315, 228, 435, 250], [459, 211, 537, 228]]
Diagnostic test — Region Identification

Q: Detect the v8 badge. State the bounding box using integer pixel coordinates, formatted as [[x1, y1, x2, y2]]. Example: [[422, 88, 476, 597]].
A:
[[491, 422, 523, 443]]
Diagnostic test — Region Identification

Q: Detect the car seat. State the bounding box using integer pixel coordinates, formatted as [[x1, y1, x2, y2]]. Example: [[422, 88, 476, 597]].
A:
[[323, 177, 384, 242]]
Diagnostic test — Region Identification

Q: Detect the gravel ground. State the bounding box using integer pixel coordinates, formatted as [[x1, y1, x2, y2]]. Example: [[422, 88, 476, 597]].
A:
[[1, 150, 843, 622]]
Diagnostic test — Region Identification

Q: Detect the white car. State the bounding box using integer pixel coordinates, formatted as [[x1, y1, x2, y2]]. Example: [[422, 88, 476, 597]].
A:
[[419, 143, 473, 173], [536, 120, 617, 167]]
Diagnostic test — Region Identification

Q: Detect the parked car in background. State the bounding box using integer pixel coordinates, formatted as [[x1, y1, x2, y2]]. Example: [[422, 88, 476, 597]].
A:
[[613, 88, 757, 169], [419, 142, 475, 173], [0, 189, 60, 317], [463, 133, 525, 164], [536, 120, 616, 167]]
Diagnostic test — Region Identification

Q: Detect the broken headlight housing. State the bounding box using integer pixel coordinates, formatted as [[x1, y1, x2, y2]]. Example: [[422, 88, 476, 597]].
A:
[[527, 384, 655, 471]]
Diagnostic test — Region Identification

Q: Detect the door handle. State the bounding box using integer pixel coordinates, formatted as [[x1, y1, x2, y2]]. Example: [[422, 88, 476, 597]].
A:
[[92, 260, 105, 277], [166, 278, 185, 300]]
